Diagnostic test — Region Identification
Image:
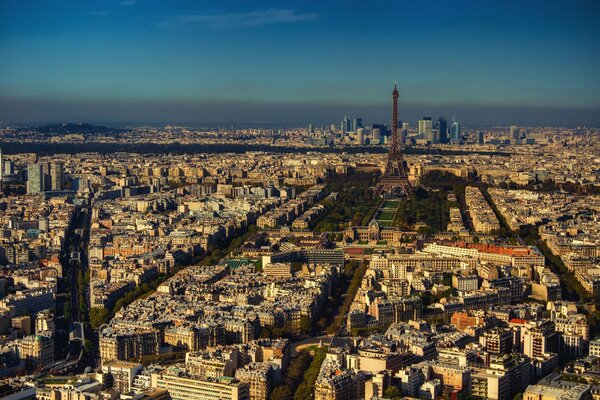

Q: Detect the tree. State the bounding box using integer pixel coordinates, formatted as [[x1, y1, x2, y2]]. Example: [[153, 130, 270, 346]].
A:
[[300, 315, 312, 335], [90, 307, 109, 329], [294, 348, 327, 400], [83, 339, 93, 352], [463, 396, 485, 400], [442, 273, 453, 287], [271, 386, 292, 400], [383, 386, 402, 400], [63, 302, 72, 321]]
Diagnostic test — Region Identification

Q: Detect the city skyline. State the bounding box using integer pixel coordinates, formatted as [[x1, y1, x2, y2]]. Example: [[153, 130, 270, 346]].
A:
[[1, 2, 600, 398], [1, 0, 599, 126]]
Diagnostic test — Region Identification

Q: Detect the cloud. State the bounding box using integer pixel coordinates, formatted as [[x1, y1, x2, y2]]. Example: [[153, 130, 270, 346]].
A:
[[87, 11, 109, 17], [119, 1, 136, 6], [159, 8, 318, 29]]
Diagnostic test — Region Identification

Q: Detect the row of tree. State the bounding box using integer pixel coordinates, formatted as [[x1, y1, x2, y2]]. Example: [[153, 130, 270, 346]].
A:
[[313, 171, 381, 232], [271, 347, 327, 400]]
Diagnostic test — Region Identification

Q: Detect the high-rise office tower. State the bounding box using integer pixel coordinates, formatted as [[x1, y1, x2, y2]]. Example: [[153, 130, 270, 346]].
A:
[[510, 126, 520, 142], [401, 122, 409, 144], [450, 118, 461, 142], [308, 124, 313, 134], [372, 128, 381, 143], [27, 163, 44, 194], [341, 117, 352, 135], [50, 162, 64, 191], [352, 118, 363, 132], [418, 117, 434, 143], [437, 117, 448, 144], [418, 119, 426, 135], [397, 120, 403, 143], [372, 124, 389, 144], [372, 124, 389, 135], [356, 128, 364, 145], [344, 116, 352, 133], [478, 131, 485, 144]]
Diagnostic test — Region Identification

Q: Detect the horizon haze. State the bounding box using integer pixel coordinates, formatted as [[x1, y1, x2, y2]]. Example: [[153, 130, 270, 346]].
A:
[[1, 0, 599, 126]]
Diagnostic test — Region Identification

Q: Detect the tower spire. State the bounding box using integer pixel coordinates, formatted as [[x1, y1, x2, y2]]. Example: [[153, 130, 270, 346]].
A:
[[374, 82, 413, 198]]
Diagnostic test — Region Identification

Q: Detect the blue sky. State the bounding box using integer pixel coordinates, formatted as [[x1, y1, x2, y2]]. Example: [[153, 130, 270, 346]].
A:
[[1, 0, 599, 125]]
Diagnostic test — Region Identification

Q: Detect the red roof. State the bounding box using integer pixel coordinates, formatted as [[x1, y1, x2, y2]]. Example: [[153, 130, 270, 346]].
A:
[[345, 248, 364, 254], [509, 318, 526, 325]]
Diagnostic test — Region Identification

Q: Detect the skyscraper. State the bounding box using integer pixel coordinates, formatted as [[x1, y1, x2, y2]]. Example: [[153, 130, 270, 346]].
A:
[[401, 122, 409, 145], [27, 163, 44, 194], [510, 126, 520, 142], [418, 117, 434, 143], [450, 118, 461, 142], [417, 118, 426, 135], [341, 116, 351, 135], [372, 128, 381, 144], [477, 131, 485, 144], [352, 118, 363, 132], [356, 128, 364, 145], [50, 162, 64, 191], [437, 117, 448, 144]]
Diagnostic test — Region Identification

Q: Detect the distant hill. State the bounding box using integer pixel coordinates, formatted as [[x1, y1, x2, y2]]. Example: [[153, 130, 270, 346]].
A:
[[28, 123, 125, 135]]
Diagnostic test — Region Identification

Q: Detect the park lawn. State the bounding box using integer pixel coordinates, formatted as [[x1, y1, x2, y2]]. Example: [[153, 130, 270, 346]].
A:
[[381, 200, 400, 209], [377, 210, 396, 220], [377, 220, 393, 227]]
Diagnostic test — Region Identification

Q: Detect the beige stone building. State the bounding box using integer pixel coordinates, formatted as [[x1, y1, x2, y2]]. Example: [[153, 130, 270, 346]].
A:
[[150, 372, 250, 400], [18, 333, 54, 368]]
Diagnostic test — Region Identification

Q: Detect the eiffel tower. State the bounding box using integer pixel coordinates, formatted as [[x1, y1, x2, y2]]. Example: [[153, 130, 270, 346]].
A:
[[374, 82, 413, 198]]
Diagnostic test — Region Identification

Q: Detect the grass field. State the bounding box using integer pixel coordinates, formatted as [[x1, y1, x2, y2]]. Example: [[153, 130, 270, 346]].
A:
[[377, 210, 395, 220], [381, 200, 400, 209], [374, 200, 399, 228]]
